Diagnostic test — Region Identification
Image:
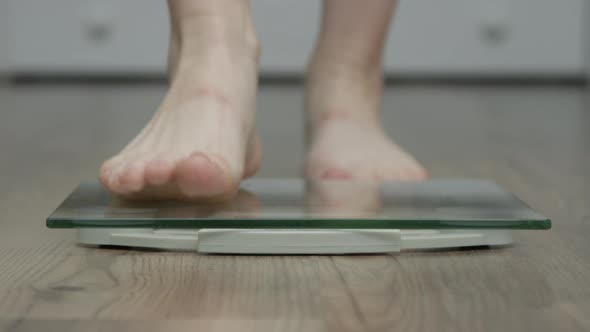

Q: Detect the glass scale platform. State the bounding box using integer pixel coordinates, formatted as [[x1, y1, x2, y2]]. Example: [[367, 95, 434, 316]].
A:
[[47, 179, 550, 254]]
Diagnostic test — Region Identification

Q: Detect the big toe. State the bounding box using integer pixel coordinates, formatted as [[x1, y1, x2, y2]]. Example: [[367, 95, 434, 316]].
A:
[[175, 152, 237, 200]]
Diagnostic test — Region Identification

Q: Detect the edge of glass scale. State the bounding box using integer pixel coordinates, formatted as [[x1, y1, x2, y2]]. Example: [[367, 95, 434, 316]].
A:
[[47, 217, 551, 229]]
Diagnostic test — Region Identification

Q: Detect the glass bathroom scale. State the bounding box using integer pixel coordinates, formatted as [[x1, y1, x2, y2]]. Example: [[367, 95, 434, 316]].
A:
[[47, 179, 550, 254]]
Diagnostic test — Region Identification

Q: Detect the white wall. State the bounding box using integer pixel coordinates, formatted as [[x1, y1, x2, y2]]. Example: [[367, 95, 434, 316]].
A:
[[0, 0, 585, 76]]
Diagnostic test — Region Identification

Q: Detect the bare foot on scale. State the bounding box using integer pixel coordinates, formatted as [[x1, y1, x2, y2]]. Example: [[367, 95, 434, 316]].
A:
[[100, 1, 261, 201], [99, 0, 426, 203], [304, 0, 427, 182]]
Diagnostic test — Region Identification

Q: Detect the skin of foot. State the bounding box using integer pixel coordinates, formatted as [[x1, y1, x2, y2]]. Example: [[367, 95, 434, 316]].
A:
[[304, 112, 428, 181], [100, 3, 261, 201]]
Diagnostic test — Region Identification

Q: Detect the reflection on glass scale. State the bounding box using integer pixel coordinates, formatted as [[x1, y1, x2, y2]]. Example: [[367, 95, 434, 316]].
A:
[[47, 179, 550, 254]]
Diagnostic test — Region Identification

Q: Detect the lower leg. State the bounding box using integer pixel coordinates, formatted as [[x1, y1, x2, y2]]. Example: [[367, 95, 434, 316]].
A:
[[307, 0, 395, 125], [100, 0, 262, 201], [305, 0, 426, 180]]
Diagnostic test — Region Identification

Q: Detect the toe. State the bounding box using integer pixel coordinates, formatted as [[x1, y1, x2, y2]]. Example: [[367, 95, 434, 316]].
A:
[[99, 164, 112, 188], [175, 152, 235, 199], [415, 167, 429, 180], [99, 157, 120, 187], [107, 170, 123, 194], [398, 171, 415, 181], [115, 162, 146, 194], [404, 164, 429, 181], [145, 159, 175, 186]]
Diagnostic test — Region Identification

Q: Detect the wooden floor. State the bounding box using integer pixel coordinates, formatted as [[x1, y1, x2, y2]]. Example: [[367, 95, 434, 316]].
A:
[[0, 83, 589, 332]]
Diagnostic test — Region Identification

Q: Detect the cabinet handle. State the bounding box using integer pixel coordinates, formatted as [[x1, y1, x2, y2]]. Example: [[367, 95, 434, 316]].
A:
[[480, 20, 511, 45], [82, 4, 115, 43]]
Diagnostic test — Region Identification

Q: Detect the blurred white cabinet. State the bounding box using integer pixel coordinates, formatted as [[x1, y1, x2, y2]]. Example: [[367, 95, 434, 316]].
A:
[[0, 0, 585, 75], [2, 0, 169, 73]]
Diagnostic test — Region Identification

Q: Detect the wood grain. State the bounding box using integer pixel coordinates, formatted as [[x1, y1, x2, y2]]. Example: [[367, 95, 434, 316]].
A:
[[0, 84, 588, 332]]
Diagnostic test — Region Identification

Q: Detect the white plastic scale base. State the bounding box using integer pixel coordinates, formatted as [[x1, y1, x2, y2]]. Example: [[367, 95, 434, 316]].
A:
[[77, 229, 512, 254]]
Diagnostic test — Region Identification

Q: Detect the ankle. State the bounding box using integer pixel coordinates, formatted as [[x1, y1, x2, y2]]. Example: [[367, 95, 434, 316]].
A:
[[305, 60, 384, 132], [310, 109, 380, 131], [306, 52, 383, 105], [167, 1, 259, 79], [167, 15, 260, 101], [174, 13, 260, 60], [307, 48, 383, 81]]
